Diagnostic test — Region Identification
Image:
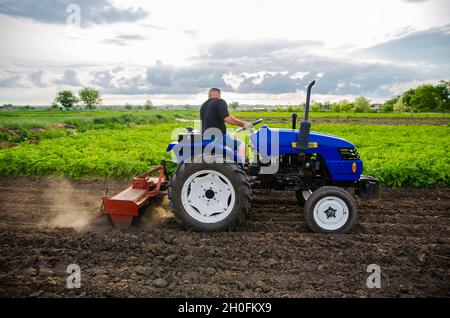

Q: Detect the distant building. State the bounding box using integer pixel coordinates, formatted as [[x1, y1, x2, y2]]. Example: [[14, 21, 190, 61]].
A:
[[370, 103, 383, 111]]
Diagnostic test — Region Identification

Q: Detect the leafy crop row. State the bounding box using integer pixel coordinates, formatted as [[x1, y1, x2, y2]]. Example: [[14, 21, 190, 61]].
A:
[[0, 122, 448, 187], [233, 111, 450, 118], [312, 124, 450, 187], [0, 109, 197, 130], [0, 124, 180, 179], [1, 109, 448, 131]]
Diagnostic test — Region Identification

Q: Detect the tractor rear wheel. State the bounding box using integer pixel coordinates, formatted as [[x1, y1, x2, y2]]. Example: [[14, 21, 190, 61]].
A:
[[169, 163, 251, 231], [304, 186, 357, 234]]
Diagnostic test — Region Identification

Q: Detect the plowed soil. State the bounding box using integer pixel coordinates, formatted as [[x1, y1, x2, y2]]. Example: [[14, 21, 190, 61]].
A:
[[0, 177, 448, 298]]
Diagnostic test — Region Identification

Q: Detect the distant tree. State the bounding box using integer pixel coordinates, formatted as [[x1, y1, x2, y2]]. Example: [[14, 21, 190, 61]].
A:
[[340, 100, 354, 112], [410, 84, 439, 112], [144, 99, 154, 110], [382, 97, 399, 112], [322, 101, 332, 111], [79, 87, 101, 110], [354, 96, 371, 113], [411, 83, 450, 112], [402, 88, 414, 109], [124, 103, 133, 110], [435, 80, 450, 112], [401, 81, 449, 112], [50, 100, 60, 110], [394, 98, 405, 112], [331, 103, 341, 112], [55, 90, 79, 110], [311, 102, 321, 112], [229, 101, 239, 110]]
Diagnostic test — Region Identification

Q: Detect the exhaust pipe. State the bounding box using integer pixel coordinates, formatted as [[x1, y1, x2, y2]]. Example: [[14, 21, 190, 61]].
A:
[[297, 80, 315, 153], [291, 113, 298, 129], [304, 80, 315, 122]]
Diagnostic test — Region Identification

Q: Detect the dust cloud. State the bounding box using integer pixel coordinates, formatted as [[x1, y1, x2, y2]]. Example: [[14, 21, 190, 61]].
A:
[[139, 196, 174, 228], [39, 178, 172, 231], [41, 178, 98, 232]]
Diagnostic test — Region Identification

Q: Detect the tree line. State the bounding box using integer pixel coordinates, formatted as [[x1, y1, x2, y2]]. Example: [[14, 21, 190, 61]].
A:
[[51, 81, 449, 112], [382, 80, 449, 113], [52, 88, 102, 110], [51, 88, 155, 110], [280, 80, 449, 113]]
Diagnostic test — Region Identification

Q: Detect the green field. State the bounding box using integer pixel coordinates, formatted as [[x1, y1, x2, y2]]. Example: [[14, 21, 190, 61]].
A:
[[1, 108, 448, 123], [0, 109, 197, 129], [234, 110, 450, 118], [0, 109, 449, 187]]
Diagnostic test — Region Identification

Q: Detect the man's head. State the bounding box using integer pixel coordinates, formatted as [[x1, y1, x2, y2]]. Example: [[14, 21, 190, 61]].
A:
[[208, 88, 221, 99]]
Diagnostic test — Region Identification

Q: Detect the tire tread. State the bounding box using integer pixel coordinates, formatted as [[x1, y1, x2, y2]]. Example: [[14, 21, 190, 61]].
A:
[[304, 186, 357, 234], [169, 163, 251, 231]]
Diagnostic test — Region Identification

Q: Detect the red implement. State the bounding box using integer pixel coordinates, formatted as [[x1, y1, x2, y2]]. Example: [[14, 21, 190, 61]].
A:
[[101, 165, 168, 227]]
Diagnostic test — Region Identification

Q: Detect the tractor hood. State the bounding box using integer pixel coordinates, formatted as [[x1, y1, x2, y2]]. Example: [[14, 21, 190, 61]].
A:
[[250, 125, 355, 156], [307, 131, 355, 149], [250, 125, 363, 181]]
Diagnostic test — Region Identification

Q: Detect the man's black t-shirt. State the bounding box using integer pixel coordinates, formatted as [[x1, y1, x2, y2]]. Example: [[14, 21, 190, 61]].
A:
[[200, 98, 229, 134]]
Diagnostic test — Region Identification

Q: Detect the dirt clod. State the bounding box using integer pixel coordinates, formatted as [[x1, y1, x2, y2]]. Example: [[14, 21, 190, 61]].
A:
[[135, 266, 153, 277], [205, 268, 216, 276], [38, 268, 54, 277], [153, 278, 168, 288], [29, 290, 44, 298]]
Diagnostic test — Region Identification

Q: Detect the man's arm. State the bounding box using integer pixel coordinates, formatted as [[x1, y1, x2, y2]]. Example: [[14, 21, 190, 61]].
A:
[[224, 115, 246, 127], [217, 99, 251, 129]]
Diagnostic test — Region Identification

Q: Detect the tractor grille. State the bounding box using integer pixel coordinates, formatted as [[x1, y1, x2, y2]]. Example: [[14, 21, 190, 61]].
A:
[[338, 148, 360, 160]]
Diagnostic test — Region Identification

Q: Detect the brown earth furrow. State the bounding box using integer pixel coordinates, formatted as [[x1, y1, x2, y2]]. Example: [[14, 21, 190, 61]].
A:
[[0, 177, 449, 297]]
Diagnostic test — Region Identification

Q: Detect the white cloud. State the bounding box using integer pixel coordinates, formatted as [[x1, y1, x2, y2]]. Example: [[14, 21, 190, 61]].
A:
[[222, 72, 245, 90], [112, 65, 125, 73], [378, 79, 441, 95], [53, 70, 83, 86], [242, 71, 289, 85], [30, 70, 51, 88], [0, 74, 32, 88], [0, 0, 148, 26], [0, 0, 449, 105], [290, 72, 309, 80]]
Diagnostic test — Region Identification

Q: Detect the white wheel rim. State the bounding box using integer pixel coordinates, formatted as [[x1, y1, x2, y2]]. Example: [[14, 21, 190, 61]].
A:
[[313, 196, 349, 231], [181, 170, 236, 224]]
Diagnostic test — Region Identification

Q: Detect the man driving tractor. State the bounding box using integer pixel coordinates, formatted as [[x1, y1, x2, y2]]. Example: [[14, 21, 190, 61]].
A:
[[102, 80, 379, 233], [200, 88, 251, 160]]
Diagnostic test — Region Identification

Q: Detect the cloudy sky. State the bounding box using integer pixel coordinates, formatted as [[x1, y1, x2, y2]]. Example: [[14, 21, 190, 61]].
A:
[[0, 0, 449, 106]]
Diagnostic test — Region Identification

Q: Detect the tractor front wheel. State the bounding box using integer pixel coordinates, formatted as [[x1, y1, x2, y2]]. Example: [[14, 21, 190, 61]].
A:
[[169, 163, 251, 231], [304, 186, 357, 234]]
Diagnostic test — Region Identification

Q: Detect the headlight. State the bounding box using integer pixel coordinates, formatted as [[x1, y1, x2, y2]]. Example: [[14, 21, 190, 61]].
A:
[[338, 148, 360, 160]]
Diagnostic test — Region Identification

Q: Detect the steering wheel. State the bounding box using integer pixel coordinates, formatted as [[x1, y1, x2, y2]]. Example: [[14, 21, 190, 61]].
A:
[[236, 118, 263, 133]]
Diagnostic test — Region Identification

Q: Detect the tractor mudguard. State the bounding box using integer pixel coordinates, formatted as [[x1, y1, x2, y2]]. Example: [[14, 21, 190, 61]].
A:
[[167, 141, 244, 165]]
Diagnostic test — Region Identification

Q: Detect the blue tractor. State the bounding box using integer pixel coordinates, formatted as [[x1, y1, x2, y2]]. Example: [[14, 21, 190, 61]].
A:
[[166, 81, 379, 233]]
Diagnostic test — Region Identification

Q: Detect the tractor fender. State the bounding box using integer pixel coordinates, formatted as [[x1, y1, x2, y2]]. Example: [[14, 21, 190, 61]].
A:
[[167, 141, 244, 166]]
